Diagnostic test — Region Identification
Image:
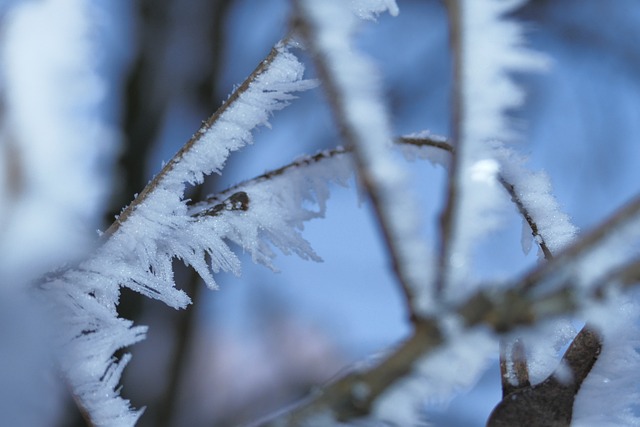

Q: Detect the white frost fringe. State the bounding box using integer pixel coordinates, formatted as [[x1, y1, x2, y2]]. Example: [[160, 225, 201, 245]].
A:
[[43, 44, 316, 427], [444, 0, 548, 297], [299, 0, 433, 312]]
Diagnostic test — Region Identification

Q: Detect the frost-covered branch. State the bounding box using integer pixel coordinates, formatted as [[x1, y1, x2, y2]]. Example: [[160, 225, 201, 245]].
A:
[[42, 37, 317, 427], [256, 235, 640, 425], [436, 0, 548, 300], [520, 192, 640, 293], [225, 132, 640, 425], [191, 137, 442, 210], [293, 0, 432, 320], [105, 37, 294, 237]]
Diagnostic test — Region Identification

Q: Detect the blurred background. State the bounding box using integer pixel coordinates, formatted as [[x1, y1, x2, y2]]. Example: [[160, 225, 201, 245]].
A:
[[2, 0, 640, 426]]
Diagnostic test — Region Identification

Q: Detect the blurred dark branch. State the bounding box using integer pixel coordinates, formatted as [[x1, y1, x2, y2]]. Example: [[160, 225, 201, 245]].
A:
[[435, 0, 464, 297], [255, 239, 635, 425], [208, 135, 636, 425], [155, 266, 202, 427], [488, 328, 602, 427], [111, 0, 173, 225], [152, 2, 234, 426], [292, 2, 423, 321]]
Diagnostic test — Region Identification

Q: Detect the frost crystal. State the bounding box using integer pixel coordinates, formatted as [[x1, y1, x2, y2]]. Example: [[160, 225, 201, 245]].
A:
[[42, 43, 316, 426]]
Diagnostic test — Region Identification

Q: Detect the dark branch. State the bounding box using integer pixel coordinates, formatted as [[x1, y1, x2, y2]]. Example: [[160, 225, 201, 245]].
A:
[[500, 338, 531, 398]]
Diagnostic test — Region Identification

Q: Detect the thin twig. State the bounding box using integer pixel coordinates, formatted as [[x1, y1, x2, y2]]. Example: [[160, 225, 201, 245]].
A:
[[189, 147, 350, 211], [498, 176, 554, 260], [104, 36, 291, 237], [436, 0, 464, 297], [292, 2, 420, 321]]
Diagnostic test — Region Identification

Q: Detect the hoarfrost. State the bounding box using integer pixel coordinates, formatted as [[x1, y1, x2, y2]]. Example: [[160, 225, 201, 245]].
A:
[[42, 43, 317, 426], [520, 219, 533, 255], [189, 149, 355, 270], [441, 0, 548, 298], [299, 0, 433, 311], [400, 132, 451, 169], [494, 143, 579, 257], [517, 319, 577, 385]]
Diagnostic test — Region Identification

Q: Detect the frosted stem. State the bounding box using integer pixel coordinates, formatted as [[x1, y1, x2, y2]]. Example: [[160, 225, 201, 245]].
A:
[[293, 0, 430, 319], [104, 36, 291, 237], [436, 0, 465, 297], [521, 193, 640, 292]]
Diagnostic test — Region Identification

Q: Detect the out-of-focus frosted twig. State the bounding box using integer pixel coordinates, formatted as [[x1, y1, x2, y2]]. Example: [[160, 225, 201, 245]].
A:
[[227, 134, 639, 425], [256, 245, 637, 425], [436, 0, 464, 297], [520, 193, 640, 292], [499, 338, 530, 398], [292, 0, 430, 320]]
